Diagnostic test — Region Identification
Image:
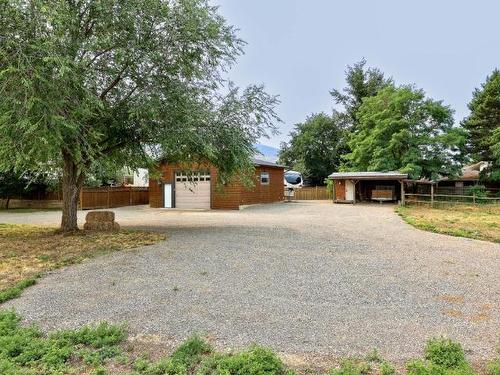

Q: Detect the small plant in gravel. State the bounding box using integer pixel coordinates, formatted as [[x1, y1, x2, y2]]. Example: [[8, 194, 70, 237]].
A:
[[198, 345, 294, 375], [132, 335, 213, 375], [329, 359, 371, 375], [406, 337, 474, 375], [379, 361, 396, 375], [365, 349, 382, 363]]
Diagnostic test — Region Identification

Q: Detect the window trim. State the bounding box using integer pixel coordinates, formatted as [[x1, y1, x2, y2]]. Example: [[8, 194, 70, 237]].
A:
[[260, 171, 270, 185]]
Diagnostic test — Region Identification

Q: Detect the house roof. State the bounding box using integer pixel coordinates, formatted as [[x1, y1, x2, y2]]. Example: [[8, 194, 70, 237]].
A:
[[252, 158, 286, 168], [328, 171, 408, 180]]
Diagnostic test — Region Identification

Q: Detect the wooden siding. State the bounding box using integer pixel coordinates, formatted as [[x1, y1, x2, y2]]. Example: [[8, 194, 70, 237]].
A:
[[334, 180, 346, 201], [150, 163, 284, 209]]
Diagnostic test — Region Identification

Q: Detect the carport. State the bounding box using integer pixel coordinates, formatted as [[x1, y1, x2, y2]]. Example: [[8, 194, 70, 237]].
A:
[[328, 172, 408, 204]]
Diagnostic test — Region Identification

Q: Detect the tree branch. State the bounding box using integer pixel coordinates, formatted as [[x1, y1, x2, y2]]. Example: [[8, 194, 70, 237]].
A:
[[100, 63, 129, 100]]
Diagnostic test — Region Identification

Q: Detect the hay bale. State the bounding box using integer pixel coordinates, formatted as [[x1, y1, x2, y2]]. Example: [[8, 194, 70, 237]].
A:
[[84, 211, 120, 231]]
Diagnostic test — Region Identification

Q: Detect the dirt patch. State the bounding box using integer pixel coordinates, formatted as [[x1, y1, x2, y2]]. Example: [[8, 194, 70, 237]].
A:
[[0, 223, 166, 297]]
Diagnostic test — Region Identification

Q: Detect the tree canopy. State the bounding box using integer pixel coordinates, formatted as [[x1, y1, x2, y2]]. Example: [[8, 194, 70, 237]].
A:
[[345, 85, 465, 180], [330, 59, 392, 131], [461, 69, 500, 181], [279, 113, 346, 185], [0, 0, 280, 230]]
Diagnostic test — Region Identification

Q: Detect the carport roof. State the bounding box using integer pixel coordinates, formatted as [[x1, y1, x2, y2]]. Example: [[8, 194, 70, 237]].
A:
[[328, 171, 408, 180]]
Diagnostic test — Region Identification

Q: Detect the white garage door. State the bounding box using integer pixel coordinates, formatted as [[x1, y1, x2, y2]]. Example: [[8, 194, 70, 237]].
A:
[[175, 171, 211, 209]]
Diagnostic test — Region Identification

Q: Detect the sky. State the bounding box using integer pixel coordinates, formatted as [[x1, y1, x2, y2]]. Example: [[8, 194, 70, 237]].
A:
[[215, 0, 500, 149]]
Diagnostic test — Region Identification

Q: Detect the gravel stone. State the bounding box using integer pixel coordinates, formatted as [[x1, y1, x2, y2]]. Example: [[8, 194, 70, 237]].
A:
[[1, 202, 499, 362]]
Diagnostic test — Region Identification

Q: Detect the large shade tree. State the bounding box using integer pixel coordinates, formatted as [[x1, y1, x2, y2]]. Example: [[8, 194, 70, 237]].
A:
[[461, 69, 500, 181], [0, 0, 280, 231], [279, 113, 346, 185], [330, 59, 392, 132], [345, 85, 465, 180]]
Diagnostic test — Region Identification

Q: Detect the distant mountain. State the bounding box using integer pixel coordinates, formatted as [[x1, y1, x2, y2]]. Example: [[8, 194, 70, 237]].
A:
[[254, 144, 280, 163]]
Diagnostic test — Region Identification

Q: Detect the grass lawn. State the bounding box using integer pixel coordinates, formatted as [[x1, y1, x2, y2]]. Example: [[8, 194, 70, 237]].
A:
[[0, 223, 166, 303], [396, 204, 500, 243]]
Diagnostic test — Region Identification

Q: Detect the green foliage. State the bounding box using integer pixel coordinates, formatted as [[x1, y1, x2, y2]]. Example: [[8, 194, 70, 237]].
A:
[[345, 85, 464, 179], [279, 113, 346, 184], [364, 348, 382, 363], [132, 335, 213, 375], [379, 361, 396, 375], [0, 277, 39, 304], [329, 360, 370, 375], [0, 0, 280, 230], [462, 69, 500, 181], [406, 338, 474, 375], [424, 338, 466, 368], [487, 358, 500, 375], [0, 310, 126, 374], [198, 345, 292, 375], [330, 59, 393, 132], [466, 185, 488, 202]]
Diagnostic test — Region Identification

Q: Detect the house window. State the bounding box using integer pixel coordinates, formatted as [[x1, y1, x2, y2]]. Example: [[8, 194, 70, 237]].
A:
[[260, 172, 270, 185]]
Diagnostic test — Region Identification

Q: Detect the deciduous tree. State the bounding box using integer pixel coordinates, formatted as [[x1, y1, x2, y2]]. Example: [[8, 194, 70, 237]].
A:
[[345, 85, 464, 180], [0, 0, 280, 231], [279, 113, 346, 185]]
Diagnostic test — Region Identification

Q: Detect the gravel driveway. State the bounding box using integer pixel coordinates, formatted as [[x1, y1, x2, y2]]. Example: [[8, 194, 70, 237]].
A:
[[2, 202, 499, 362]]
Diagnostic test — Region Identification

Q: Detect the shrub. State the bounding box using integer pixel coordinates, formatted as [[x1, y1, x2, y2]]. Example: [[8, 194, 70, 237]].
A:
[[407, 338, 474, 375], [199, 345, 292, 375], [424, 338, 466, 368]]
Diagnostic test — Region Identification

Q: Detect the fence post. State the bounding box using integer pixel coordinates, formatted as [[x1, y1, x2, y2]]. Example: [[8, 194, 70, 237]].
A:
[[129, 187, 132, 205], [473, 193, 476, 204], [315, 186, 318, 200], [107, 187, 110, 208], [431, 183, 434, 208]]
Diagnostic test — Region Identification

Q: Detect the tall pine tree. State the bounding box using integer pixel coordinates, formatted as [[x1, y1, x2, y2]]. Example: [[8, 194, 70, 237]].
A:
[[462, 69, 500, 181]]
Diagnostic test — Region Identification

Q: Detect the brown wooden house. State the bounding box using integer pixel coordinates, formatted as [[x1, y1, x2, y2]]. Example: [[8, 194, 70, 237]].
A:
[[149, 159, 285, 210]]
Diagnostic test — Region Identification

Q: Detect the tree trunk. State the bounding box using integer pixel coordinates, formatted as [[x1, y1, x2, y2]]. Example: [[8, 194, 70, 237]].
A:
[[60, 151, 84, 232], [5, 197, 10, 210]]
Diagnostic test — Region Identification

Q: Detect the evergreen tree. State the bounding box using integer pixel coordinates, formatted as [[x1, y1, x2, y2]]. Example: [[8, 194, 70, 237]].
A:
[[462, 69, 500, 181]]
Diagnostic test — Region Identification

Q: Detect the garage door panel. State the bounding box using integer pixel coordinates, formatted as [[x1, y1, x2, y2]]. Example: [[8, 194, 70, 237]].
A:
[[174, 171, 211, 209]]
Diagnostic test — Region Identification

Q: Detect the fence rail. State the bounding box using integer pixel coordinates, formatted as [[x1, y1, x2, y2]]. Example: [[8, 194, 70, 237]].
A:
[[292, 186, 332, 200], [404, 193, 500, 206], [80, 187, 149, 210]]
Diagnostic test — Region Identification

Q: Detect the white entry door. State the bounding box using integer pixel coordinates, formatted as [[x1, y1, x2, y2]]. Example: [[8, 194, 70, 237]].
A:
[[164, 184, 172, 208], [174, 171, 211, 209], [345, 180, 355, 201]]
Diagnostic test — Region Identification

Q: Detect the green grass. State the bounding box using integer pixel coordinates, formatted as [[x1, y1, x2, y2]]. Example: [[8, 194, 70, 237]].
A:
[[0, 276, 40, 304], [396, 204, 500, 243]]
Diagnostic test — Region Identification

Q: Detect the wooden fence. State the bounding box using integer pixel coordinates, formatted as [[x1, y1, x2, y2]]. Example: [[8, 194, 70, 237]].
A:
[[404, 193, 500, 206], [292, 186, 332, 200], [80, 187, 149, 210]]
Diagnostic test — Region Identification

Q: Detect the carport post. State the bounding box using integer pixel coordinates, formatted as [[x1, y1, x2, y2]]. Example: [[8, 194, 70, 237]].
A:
[[400, 180, 405, 206], [332, 179, 336, 202]]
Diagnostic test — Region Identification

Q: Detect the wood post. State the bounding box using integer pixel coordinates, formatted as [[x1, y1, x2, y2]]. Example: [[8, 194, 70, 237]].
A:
[[430, 183, 434, 207], [400, 180, 405, 206], [107, 187, 110, 208], [332, 180, 336, 202]]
